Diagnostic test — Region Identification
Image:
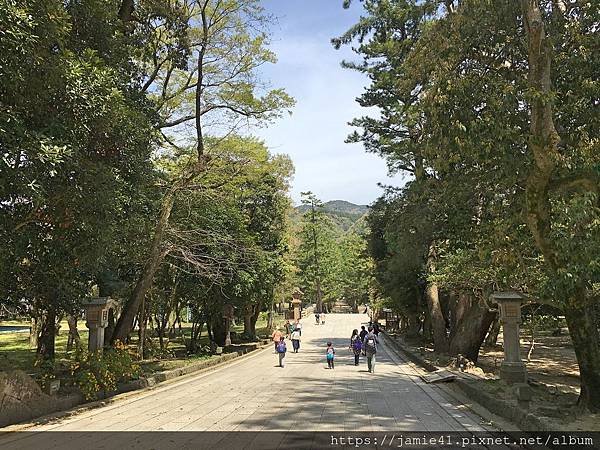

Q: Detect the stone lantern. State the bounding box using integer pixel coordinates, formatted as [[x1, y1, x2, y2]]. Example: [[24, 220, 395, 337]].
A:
[[83, 297, 118, 352], [490, 291, 528, 383], [291, 288, 303, 321]]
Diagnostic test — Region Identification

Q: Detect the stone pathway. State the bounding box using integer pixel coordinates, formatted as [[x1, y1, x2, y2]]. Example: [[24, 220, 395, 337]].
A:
[[0, 314, 501, 449]]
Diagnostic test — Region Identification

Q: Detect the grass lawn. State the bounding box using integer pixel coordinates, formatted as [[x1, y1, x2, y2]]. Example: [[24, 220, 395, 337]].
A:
[[0, 325, 90, 374]]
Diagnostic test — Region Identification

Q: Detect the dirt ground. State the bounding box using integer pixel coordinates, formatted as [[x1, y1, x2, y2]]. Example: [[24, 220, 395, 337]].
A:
[[478, 331, 580, 393], [392, 329, 600, 431]]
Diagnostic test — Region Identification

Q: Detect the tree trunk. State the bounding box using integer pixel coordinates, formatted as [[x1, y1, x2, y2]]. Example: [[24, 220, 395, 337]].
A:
[[249, 301, 261, 338], [450, 291, 469, 333], [485, 315, 501, 347], [206, 316, 214, 342], [137, 295, 148, 359], [422, 307, 432, 341], [111, 163, 202, 345], [168, 299, 181, 339], [37, 306, 57, 360], [315, 279, 323, 314], [212, 316, 226, 346], [66, 315, 80, 352], [267, 297, 275, 332], [29, 316, 40, 349], [519, 0, 600, 411], [104, 308, 115, 346], [243, 310, 253, 337], [425, 244, 448, 353], [111, 191, 176, 344], [563, 291, 600, 412], [448, 296, 496, 362]]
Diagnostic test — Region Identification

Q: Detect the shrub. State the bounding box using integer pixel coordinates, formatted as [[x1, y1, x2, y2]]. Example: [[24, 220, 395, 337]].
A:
[[69, 342, 140, 400], [34, 358, 57, 393]]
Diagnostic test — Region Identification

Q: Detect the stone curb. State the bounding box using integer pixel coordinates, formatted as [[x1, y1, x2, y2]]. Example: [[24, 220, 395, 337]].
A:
[[0, 340, 271, 430], [381, 330, 554, 432]]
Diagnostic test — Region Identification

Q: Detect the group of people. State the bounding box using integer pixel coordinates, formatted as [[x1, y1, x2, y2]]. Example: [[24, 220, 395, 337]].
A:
[[272, 318, 303, 367], [314, 312, 326, 325], [271, 315, 382, 373], [322, 323, 380, 371], [349, 323, 380, 373]]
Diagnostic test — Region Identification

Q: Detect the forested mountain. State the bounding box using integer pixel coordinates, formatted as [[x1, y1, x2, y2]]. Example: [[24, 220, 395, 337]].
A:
[[295, 200, 368, 231]]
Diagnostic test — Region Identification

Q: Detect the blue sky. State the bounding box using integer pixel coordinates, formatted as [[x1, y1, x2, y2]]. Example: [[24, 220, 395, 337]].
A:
[[256, 0, 404, 206]]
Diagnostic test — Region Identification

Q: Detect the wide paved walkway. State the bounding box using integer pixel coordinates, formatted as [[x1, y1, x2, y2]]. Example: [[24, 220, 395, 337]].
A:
[[1, 314, 498, 449]]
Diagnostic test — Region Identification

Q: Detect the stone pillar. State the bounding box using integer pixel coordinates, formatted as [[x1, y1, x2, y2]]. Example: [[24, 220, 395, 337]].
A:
[[88, 323, 105, 351], [490, 292, 528, 384], [291, 298, 301, 321]]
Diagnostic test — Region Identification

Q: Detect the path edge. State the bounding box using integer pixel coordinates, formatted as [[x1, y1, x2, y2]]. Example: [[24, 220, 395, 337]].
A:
[[380, 330, 555, 432], [0, 341, 272, 432]]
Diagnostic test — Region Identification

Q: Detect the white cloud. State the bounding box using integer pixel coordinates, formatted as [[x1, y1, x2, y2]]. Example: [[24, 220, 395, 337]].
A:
[[255, 2, 406, 205]]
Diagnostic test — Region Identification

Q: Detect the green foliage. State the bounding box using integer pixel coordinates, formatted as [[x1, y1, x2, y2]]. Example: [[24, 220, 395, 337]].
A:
[[0, 0, 156, 336], [340, 0, 600, 408], [339, 0, 599, 310], [69, 343, 140, 401], [1, 0, 294, 358], [148, 135, 294, 343], [293, 193, 373, 310], [153, 0, 295, 143], [34, 358, 58, 393], [296, 200, 368, 231]]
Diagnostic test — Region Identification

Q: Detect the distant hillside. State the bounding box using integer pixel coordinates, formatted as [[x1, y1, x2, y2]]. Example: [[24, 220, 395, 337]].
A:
[[295, 200, 369, 232]]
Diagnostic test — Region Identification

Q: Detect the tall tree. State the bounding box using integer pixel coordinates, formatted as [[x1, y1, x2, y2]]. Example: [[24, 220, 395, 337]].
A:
[[518, 0, 600, 411], [111, 0, 294, 342], [339, 0, 600, 410], [0, 0, 156, 358]]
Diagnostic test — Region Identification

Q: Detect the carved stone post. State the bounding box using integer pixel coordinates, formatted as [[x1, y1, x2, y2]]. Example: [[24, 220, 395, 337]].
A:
[[490, 291, 528, 384]]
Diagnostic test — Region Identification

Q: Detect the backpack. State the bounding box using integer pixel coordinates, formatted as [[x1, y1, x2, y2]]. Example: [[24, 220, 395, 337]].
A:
[[364, 335, 377, 354], [276, 342, 286, 353], [352, 338, 362, 352], [326, 347, 335, 360]]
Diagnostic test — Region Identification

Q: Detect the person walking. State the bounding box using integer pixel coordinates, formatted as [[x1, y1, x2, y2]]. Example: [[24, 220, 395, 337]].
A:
[[363, 327, 378, 373], [326, 342, 335, 369], [276, 336, 287, 367], [291, 328, 301, 353], [359, 325, 368, 355], [295, 318, 302, 336], [350, 329, 362, 366], [272, 328, 283, 352], [373, 322, 381, 336], [284, 320, 292, 339], [320, 313, 325, 325], [315, 312, 320, 325]]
